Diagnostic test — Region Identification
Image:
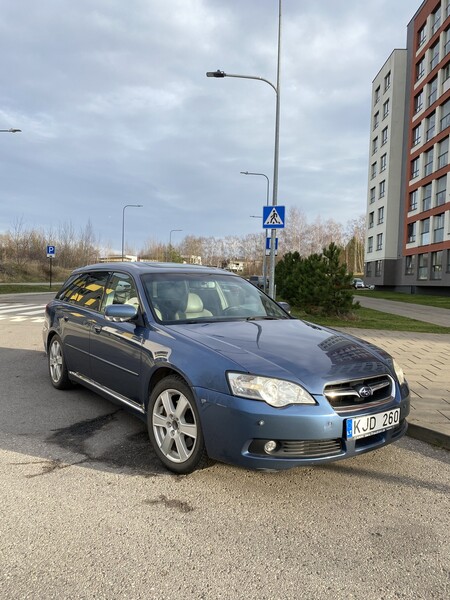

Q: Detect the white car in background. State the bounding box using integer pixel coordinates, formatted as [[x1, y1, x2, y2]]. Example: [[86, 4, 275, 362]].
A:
[[352, 278, 375, 290]]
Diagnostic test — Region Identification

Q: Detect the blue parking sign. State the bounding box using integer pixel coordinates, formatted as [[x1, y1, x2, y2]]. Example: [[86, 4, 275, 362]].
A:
[[47, 245, 56, 258]]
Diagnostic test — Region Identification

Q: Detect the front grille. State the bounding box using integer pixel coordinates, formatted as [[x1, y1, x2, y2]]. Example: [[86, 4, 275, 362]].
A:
[[324, 374, 394, 414], [249, 438, 342, 458]]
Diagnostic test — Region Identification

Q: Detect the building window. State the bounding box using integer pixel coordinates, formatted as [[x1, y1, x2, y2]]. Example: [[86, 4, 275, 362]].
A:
[[407, 221, 416, 243], [372, 137, 378, 155], [433, 213, 445, 243], [375, 261, 382, 277], [447, 0, 450, 19], [409, 189, 418, 211], [373, 112, 379, 130], [418, 253, 428, 279], [420, 218, 430, 245], [417, 25, 426, 49], [377, 206, 384, 225], [414, 91, 424, 114], [370, 187, 376, 204], [368, 212, 374, 228], [440, 99, 450, 131], [374, 86, 380, 105], [426, 112, 436, 141], [381, 127, 388, 145], [431, 251, 443, 280], [367, 237, 373, 253], [447, 249, 450, 272], [438, 136, 449, 168], [376, 233, 383, 251], [411, 157, 419, 179], [428, 77, 438, 107], [405, 255, 415, 275], [379, 180, 385, 198], [445, 28, 450, 56], [430, 42, 440, 70], [424, 148, 434, 176], [416, 57, 425, 81], [371, 162, 377, 179], [444, 62, 450, 83], [366, 262, 372, 277], [432, 6, 441, 35], [383, 99, 389, 119], [436, 175, 447, 205], [380, 153, 387, 172], [413, 125, 421, 146], [384, 71, 391, 92], [422, 183, 432, 211]]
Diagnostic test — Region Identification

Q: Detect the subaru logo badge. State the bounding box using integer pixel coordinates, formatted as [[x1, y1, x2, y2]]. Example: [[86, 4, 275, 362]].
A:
[[357, 385, 373, 399]]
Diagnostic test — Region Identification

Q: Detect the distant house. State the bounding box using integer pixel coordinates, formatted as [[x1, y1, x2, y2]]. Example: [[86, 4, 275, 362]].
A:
[[99, 255, 139, 263], [181, 255, 202, 265], [224, 260, 245, 273]]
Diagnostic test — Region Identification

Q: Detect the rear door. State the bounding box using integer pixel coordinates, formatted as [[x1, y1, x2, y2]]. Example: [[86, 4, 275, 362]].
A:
[[56, 271, 110, 377]]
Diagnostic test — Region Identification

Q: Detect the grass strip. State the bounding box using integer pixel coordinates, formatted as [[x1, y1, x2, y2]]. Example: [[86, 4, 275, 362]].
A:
[[292, 306, 450, 334], [355, 290, 450, 310]]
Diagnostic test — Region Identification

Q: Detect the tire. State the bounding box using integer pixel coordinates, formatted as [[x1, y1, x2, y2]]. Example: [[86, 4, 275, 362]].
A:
[[48, 335, 72, 390], [147, 375, 210, 474]]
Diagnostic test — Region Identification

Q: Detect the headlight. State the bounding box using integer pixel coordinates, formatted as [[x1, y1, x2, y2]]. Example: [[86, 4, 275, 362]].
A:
[[227, 373, 316, 408], [392, 359, 406, 385]]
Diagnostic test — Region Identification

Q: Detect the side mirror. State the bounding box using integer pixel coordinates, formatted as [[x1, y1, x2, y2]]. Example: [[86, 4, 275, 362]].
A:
[[105, 304, 138, 322]]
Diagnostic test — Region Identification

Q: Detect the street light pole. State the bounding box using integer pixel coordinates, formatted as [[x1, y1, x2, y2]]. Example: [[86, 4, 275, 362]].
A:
[[168, 229, 183, 262], [206, 0, 282, 298], [121, 204, 143, 260], [240, 171, 270, 293]]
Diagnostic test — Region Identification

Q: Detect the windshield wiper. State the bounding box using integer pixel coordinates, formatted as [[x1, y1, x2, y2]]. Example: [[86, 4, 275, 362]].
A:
[[245, 316, 281, 321]]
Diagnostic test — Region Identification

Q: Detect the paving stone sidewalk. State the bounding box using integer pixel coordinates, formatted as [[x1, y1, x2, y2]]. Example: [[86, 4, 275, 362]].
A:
[[340, 327, 450, 450]]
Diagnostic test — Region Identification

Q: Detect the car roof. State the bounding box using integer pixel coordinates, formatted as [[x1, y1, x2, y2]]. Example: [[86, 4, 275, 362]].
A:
[[71, 262, 236, 277]]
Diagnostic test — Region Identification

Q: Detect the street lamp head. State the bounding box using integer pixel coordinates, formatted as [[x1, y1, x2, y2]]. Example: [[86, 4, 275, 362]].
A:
[[206, 70, 226, 78], [240, 171, 249, 175], [0, 128, 21, 133]]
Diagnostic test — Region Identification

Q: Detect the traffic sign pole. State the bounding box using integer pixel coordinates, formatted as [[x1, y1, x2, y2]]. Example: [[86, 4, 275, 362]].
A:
[[46, 245, 56, 289]]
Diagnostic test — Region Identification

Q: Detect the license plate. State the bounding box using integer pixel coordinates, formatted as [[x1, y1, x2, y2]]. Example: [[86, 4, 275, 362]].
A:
[[346, 408, 400, 440]]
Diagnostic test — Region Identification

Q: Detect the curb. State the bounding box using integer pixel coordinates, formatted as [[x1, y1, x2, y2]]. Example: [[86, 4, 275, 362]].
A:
[[406, 422, 450, 451]]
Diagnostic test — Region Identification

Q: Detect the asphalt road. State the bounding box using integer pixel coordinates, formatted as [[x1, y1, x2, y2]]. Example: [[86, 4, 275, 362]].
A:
[[0, 307, 449, 600]]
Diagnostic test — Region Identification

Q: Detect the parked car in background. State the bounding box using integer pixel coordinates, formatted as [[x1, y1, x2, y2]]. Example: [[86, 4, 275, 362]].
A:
[[352, 278, 375, 290], [43, 263, 409, 474]]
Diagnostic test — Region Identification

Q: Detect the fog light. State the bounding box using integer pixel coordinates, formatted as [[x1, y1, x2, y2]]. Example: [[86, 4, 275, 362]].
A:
[[264, 440, 277, 454]]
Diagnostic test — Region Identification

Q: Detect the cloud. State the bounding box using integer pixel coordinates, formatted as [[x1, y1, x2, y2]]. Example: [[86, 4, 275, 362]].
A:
[[0, 0, 415, 251]]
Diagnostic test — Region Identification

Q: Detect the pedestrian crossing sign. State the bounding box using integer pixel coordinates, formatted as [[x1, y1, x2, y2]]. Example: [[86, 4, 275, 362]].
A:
[[263, 205, 285, 229]]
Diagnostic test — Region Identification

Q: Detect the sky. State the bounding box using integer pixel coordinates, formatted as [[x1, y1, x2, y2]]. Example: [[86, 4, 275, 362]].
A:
[[0, 0, 419, 254]]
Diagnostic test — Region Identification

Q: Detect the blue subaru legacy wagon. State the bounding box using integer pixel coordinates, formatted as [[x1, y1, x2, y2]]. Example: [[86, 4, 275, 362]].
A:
[[43, 262, 410, 474]]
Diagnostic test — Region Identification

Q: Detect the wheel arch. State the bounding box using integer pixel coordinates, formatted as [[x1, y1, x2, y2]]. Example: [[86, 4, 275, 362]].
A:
[[146, 366, 192, 410], [45, 329, 59, 352]]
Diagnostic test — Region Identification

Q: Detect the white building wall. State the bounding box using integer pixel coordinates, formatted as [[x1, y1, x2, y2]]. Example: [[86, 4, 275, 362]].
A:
[[365, 50, 407, 272]]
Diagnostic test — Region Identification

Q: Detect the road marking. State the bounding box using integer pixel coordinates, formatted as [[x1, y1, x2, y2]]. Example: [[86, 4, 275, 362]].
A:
[[0, 303, 46, 323]]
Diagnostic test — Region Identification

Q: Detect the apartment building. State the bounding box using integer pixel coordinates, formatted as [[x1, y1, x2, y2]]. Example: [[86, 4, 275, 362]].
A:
[[365, 50, 407, 285], [365, 0, 450, 292]]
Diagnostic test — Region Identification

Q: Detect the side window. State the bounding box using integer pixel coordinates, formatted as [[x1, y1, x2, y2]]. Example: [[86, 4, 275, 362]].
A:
[[58, 272, 109, 311], [102, 273, 139, 311]]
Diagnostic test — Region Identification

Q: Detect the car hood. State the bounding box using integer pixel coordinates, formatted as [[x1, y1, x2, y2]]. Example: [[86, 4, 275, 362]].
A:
[[168, 319, 393, 394]]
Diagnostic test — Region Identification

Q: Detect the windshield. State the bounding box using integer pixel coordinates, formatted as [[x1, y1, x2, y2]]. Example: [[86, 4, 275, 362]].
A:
[[141, 272, 290, 324]]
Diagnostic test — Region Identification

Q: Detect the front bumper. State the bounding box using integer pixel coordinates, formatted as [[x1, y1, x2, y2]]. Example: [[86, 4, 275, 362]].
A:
[[196, 387, 410, 471]]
